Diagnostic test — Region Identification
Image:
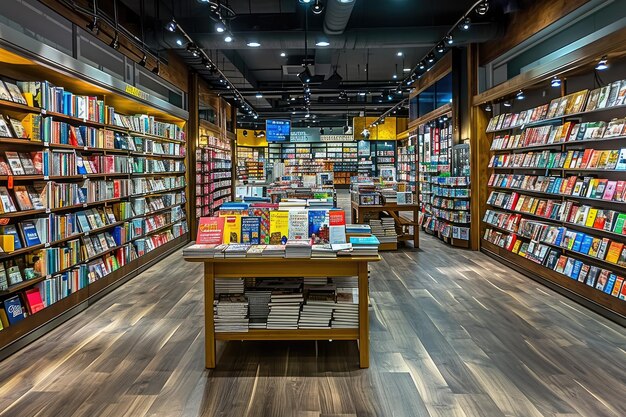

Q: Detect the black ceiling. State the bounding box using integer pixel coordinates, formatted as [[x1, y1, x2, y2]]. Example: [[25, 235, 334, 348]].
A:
[[114, 0, 513, 126]]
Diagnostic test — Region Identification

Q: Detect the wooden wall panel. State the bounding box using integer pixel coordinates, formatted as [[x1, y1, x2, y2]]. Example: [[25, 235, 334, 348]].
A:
[[479, 0, 591, 65]]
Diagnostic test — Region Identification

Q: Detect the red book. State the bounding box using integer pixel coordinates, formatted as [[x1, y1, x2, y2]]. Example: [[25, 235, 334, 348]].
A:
[[580, 149, 593, 168], [69, 127, 79, 146], [197, 217, 225, 244], [113, 180, 120, 198], [25, 288, 44, 314]]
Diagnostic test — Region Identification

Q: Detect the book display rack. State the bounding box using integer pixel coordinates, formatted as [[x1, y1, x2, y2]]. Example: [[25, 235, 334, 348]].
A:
[[480, 76, 626, 323], [0, 52, 189, 354], [237, 146, 265, 182], [397, 133, 418, 193], [196, 134, 232, 218]]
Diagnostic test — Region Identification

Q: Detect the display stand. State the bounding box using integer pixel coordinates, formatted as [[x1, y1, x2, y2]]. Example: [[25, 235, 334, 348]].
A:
[[184, 256, 380, 369], [350, 201, 420, 249]]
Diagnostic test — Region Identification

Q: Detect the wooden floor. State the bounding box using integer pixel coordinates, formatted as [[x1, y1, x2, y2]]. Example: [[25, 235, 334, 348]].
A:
[[1, 232, 626, 415]]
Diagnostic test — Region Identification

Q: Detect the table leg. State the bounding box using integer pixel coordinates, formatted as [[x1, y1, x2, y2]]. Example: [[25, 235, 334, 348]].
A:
[[357, 262, 369, 368], [352, 206, 358, 224], [413, 208, 419, 249], [205, 262, 216, 368]]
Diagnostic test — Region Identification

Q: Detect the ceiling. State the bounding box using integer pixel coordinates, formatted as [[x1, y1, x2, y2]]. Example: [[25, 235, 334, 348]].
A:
[[114, 0, 513, 127]]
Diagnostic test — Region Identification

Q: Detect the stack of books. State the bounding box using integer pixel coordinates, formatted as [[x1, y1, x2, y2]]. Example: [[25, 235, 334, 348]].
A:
[[369, 218, 398, 244], [299, 282, 337, 329], [380, 188, 397, 203], [311, 244, 337, 258], [215, 278, 245, 294], [224, 244, 250, 258], [278, 199, 307, 210], [182, 243, 225, 258], [285, 239, 312, 258], [245, 290, 271, 329], [214, 294, 249, 332], [349, 235, 380, 256], [267, 291, 303, 329], [332, 288, 359, 328], [304, 277, 328, 285], [307, 198, 334, 209], [345, 224, 372, 236], [246, 245, 266, 257], [262, 244, 286, 258], [332, 276, 359, 289]]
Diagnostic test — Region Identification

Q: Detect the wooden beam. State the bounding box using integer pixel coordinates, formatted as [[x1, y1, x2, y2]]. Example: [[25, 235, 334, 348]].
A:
[[408, 103, 452, 130], [409, 52, 452, 99]]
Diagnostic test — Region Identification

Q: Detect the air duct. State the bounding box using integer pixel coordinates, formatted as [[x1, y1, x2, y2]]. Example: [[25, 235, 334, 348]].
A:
[[324, 0, 356, 36]]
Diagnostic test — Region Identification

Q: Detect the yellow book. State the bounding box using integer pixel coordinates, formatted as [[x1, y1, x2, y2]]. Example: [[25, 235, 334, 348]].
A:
[[269, 211, 290, 245], [0, 235, 14, 252], [219, 214, 242, 243], [605, 242, 624, 264], [0, 309, 8, 329], [563, 151, 574, 169], [512, 240, 522, 254], [596, 151, 610, 168], [585, 208, 598, 228]]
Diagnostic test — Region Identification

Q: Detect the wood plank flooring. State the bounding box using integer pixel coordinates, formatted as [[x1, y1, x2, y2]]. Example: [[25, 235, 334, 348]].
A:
[[0, 199, 625, 416]]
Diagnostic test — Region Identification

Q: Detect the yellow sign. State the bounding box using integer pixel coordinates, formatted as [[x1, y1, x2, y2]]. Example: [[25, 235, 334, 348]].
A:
[[125, 85, 149, 101]]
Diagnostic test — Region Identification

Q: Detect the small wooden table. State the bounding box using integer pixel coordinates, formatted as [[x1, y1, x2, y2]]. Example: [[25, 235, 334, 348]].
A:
[[184, 256, 381, 369], [350, 201, 420, 249]]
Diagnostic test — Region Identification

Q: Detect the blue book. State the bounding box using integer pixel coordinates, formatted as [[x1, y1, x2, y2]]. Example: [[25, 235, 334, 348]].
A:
[[220, 202, 250, 210], [570, 260, 583, 280], [604, 274, 617, 294], [349, 236, 380, 246], [240, 216, 261, 244], [308, 210, 329, 244], [3, 295, 26, 325], [554, 227, 565, 247], [1, 225, 22, 250], [111, 226, 123, 246], [571, 233, 584, 252], [20, 221, 41, 247], [580, 235, 594, 254]]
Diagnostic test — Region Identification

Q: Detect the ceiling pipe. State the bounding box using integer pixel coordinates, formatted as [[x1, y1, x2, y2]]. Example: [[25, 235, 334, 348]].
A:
[[324, 0, 356, 36]]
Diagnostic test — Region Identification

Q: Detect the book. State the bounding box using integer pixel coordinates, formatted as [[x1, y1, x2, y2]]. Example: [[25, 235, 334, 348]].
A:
[[241, 216, 261, 244], [220, 214, 242, 244], [3, 295, 26, 325], [196, 217, 225, 245], [25, 288, 44, 314], [605, 242, 624, 264], [308, 210, 329, 244], [4, 82, 27, 105], [595, 270, 610, 291], [269, 210, 290, 245], [8, 118, 27, 138], [612, 277, 624, 297], [0, 118, 12, 137], [19, 221, 41, 247], [288, 210, 309, 240], [5, 151, 25, 175], [7, 265, 23, 285], [329, 210, 347, 244], [12, 186, 33, 211], [0, 81, 12, 101], [0, 186, 17, 213], [1, 225, 22, 250]]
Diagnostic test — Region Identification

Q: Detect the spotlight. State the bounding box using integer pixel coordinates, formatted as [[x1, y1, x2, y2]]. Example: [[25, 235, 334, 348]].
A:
[[403, 68, 411, 73], [475, 1, 489, 15], [503, 100, 511, 107], [436, 42, 445, 53], [215, 22, 225, 33], [298, 66, 313, 83], [247, 41, 261, 47], [165, 19, 177, 32], [460, 17, 471, 30], [299, 0, 313, 3], [445, 34, 453, 45], [516, 90, 525, 100], [109, 33, 119, 50], [485, 103, 492, 112], [418, 61, 425, 70], [242, 130, 248, 137], [176, 39, 183, 46], [551, 76, 562, 88], [397, 51, 403, 57], [203, 59, 212, 69], [187, 43, 199, 57], [427, 53, 435, 63], [280, 51, 286, 57], [387, 93, 393, 101], [596, 55, 608, 71], [86, 17, 99, 35], [139, 54, 147, 67], [152, 61, 160, 75], [312, 0, 324, 14], [316, 41, 330, 47], [224, 34, 233, 43], [256, 92, 263, 98], [253, 115, 259, 120], [339, 91, 347, 100], [358, 91, 366, 96], [392, 74, 397, 79]]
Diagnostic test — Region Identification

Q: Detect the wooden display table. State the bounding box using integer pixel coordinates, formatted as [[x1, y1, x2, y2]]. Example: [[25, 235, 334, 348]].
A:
[[350, 201, 420, 249], [184, 256, 381, 369]]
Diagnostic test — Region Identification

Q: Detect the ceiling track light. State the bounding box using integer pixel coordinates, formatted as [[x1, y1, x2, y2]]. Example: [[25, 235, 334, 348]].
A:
[[86, 17, 99, 35], [475, 1, 489, 15], [298, 66, 313, 84], [551, 76, 562, 88], [312, 0, 324, 14], [427, 52, 435, 63], [152, 61, 160, 75], [165, 19, 177, 32], [516, 90, 525, 100], [418, 61, 425, 70], [596, 55, 609, 71], [215, 21, 225, 33], [484, 103, 492, 112], [224, 34, 233, 43], [445, 34, 453, 45], [460, 17, 471, 30], [139, 54, 147, 67], [436, 42, 445, 53], [109, 33, 119, 50], [503, 100, 511, 107]]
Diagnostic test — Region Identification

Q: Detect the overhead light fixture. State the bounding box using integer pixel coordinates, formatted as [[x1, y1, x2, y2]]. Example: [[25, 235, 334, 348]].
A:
[[298, 66, 313, 83], [152, 61, 160, 75], [139, 54, 147, 67], [460, 17, 471, 30], [316, 41, 330, 47], [427, 52, 435, 63], [304, 113, 311, 118], [165, 19, 177, 32], [358, 91, 366, 96], [253, 115, 259, 120], [485, 103, 492, 112], [516, 90, 525, 100], [312, 0, 324, 14], [109, 33, 119, 50], [86, 17, 99, 35], [475, 1, 489, 15], [436, 42, 445, 53], [280, 51, 286, 57], [445, 34, 453, 45], [187, 43, 200, 57], [247, 41, 261, 47], [215, 22, 225, 33], [392, 74, 397, 79], [299, 0, 313, 3], [503, 100, 511, 107], [176, 38, 183, 46], [397, 51, 403, 57], [551, 76, 562, 88], [202, 58, 211, 68], [418, 61, 425, 70], [596, 55, 608, 71], [403, 68, 411, 72], [224, 34, 233, 42], [255, 92, 263, 98]]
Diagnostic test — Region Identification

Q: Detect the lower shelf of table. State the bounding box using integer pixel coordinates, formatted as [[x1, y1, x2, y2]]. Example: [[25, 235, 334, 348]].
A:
[[215, 328, 359, 341]]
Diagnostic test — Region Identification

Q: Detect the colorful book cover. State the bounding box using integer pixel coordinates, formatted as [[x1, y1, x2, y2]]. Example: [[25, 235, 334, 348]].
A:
[[240, 216, 261, 245], [1, 225, 22, 250], [196, 217, 225, 245], [580, 235, 594, 254], [595, 270, 610, 291], [570, 260, 583, 280], [577, 264, 590, 283], [25, 288, 44, 314], [288, 210, 309, 240], [269, 210, 290, 245], [329, 210, 347, 244], [3, 295, 26, 325], [605, 242, 624, 264], [220, 215, 242, 243], [308, 210, 330, 244], [19, 221, 41, 247], [604, 274, 617, 294], [612, 277, 624, 297]]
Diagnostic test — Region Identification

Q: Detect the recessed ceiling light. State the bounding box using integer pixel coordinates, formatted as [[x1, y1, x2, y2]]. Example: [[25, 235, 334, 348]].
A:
[[316, 41, 330, 47], [392, 74, 397, 79], [247, 41, 261, 47], [256, 92, 263, 98], [460, 17, 471, 31], [280, 52, 286, 57], [176, 39, 183, 46], [224, 35, 233, 43], [215, 22, 225, 33], [397, 51, 403, 57], [403, 68, 411, 72]]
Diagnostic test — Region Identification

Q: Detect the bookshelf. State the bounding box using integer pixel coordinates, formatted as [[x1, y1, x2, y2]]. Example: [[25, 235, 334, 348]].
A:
[[480, 78, 626, 324], [0, 55, 189, 354], [195, 134, 232, 218], [397, 133, 417, 193], [237, 146, 266, 182]]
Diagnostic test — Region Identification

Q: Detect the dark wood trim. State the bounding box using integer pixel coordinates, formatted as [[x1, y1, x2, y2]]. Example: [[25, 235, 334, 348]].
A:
[[408, 104, 452, 130], [188, 72, 199, 238], [409, 52, 452, 99]]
